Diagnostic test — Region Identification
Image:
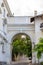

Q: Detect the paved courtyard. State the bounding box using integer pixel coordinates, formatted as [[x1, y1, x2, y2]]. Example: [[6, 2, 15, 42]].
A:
[[8, 63, 32, 65], [8, 61, 32, 65], [0, 63, 31, 65], [0, 61, 32, 65]]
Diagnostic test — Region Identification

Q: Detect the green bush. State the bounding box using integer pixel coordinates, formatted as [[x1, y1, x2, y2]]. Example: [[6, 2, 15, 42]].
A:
[[12, 34, 32, 58], [40, 62, 43, 65]]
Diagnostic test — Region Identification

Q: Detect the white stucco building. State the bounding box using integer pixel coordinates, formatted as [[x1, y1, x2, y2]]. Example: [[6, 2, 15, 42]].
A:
[[0, 0, 43, 64]]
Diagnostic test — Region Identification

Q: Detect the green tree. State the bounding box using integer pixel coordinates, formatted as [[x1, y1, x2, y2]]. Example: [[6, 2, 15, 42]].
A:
[[12, 34, 32, 60], [33, 38, 43, 64]]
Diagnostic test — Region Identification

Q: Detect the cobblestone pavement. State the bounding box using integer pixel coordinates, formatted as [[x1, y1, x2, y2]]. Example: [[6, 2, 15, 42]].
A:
[[0, 63, 32, 65], [9, 61, 32, 65], [7, 63, 32, 65], [0, 61, 32, 65]]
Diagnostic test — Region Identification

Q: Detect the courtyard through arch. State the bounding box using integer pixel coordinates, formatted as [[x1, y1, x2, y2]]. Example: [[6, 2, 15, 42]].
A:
[[11, 33, 32, 62]]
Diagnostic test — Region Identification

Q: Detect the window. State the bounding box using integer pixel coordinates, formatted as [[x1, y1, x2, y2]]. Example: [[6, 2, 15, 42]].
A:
[[40, 23, 43, 28], [0, 8, 2, 14]]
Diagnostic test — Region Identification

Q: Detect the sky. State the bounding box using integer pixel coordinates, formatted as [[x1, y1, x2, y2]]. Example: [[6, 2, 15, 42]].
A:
[[7, 0, 43, 16]]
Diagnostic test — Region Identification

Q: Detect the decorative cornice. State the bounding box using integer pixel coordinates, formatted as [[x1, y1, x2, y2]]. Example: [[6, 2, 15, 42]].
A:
[[7, 28, 35, 31], [7, 23, 34, 26], [7, 24, 35, 31]]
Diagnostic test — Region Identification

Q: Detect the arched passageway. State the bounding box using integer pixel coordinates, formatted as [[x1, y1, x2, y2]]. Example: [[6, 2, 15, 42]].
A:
[[11, 33, 32, 62]]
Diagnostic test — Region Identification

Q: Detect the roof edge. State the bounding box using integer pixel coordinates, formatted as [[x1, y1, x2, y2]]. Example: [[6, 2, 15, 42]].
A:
[[3, 0, 13, 16], [31, 14, 43, 22]]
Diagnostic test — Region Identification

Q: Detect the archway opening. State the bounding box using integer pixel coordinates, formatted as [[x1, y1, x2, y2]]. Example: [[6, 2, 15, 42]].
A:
[[12, 33, 32, 62]]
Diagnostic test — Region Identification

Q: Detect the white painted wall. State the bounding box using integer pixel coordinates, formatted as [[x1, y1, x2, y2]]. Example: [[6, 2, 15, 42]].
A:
[[7, 17, 35, 43], [7, 16, 35, 64], [0, 0, 8, 63], [35, 17, 43, 43], [0, 0, 43, 63], [34, 17, 43, 63]]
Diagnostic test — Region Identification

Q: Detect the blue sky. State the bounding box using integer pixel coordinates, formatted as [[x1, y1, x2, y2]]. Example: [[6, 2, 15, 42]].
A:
[[7, 0, 43, 16]]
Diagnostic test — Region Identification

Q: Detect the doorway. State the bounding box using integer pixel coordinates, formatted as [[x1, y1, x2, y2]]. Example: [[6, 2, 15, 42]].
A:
[[11, 33, 32, 62]]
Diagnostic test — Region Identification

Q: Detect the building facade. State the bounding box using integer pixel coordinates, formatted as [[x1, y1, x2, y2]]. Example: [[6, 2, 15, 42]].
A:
[[0, 0, 43, 64]]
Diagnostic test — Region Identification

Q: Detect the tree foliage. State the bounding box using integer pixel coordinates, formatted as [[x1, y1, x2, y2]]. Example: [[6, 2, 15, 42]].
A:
[[34, 38, 43, 59], [12, 34, 32, 58]]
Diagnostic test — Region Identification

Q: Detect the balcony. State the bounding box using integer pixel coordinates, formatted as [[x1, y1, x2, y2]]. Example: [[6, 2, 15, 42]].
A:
[[40, 23, 43, 30]]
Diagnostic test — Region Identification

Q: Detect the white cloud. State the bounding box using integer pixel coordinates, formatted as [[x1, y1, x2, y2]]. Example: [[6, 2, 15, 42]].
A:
[[7, 0, 43, 16]]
